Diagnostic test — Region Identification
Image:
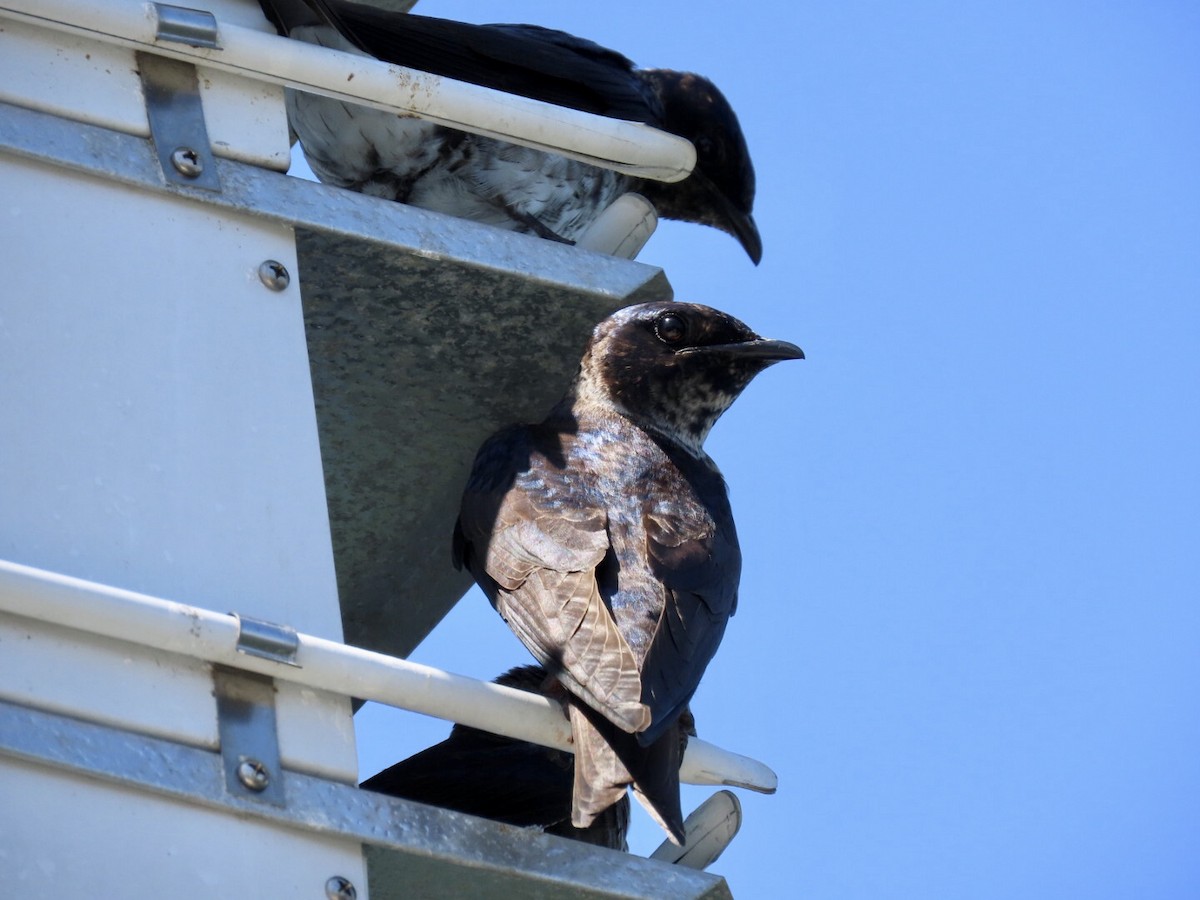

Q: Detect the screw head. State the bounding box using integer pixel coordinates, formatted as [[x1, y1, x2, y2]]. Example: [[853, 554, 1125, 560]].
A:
[[170, 147, 203, 177], [325, 876, 357, 900], [236, 758, 270, 792], [258, 260, 291, 292]]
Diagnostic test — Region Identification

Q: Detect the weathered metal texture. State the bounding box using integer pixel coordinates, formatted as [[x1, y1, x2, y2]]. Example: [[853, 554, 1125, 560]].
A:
[[0, 699, 732, 900], [0, 98, 673, 660]]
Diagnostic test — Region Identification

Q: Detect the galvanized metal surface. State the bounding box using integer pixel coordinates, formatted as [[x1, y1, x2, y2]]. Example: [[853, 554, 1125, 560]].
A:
[[0, 98, 671, 657], [236, 614, 302, 667], [213, 668, 286, 807], [0, 699, 733, 900], [152, 2, 220, 50], [137, 51, 222, 190]]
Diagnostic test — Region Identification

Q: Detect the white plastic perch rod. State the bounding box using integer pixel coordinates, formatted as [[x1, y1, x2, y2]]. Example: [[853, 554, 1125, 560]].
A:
[[0, 0, 696, 182], [0, 558, 778, 794]]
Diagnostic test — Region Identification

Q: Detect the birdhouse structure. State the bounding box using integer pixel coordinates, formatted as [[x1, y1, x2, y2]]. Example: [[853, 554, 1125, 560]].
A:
[[0, 2, 773, 897]]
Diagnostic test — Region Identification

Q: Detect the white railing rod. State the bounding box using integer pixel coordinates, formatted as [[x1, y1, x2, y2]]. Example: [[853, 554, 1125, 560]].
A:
[[0, 558, 777, 793]]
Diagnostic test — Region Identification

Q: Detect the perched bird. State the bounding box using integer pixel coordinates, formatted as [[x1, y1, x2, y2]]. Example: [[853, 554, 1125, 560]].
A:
[[453, 301, 802, 842], [360, 665, 695, 850], [255, 1, 762, 261]]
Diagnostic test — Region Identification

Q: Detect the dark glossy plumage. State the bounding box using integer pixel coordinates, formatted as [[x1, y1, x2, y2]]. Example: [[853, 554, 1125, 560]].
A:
[[453, 302, 802, 842], [256, 1, 761, 261], [360, 665, 632, 850]]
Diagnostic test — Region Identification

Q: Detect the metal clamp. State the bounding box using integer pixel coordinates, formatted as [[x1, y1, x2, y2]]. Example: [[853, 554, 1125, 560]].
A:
[[152, 3, 220, 49], [234, 613, 301, 667], [136, 50, 222, 191]]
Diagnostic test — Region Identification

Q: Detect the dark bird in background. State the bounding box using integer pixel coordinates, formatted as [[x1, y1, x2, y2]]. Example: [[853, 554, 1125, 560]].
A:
[[255, 1, 762, 262], [361, 664, 695, 850], [453, 301, 802, 842]]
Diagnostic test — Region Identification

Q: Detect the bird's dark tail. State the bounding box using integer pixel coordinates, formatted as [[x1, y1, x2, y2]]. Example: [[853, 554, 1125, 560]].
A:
[[568, 702, 686, 845], [255, 0, 324, 36]]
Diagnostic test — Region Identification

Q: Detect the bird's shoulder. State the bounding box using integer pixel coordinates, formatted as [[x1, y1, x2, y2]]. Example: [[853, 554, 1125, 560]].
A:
[[644, 442, 735, 558], [457, 422, 609, 587]]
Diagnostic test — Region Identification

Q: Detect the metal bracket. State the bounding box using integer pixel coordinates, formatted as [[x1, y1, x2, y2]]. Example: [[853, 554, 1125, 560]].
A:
[[136, 50, 222, 192], [152, 3, 220, 49], [234, 613, 301, 667], [213, 666, 285, 806]]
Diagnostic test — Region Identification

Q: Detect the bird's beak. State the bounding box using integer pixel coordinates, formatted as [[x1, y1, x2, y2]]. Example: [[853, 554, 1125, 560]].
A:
[[684, 338, 804, 362], [690, 168, 763, 264], [729, 210, 762, 266], [734, 338, 804, 361], [712, 188, 762, 265]]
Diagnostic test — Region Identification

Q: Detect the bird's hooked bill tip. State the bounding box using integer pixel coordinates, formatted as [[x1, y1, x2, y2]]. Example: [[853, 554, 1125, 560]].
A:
[[738, 219, 763, 266], [764, 339, 805, 361]]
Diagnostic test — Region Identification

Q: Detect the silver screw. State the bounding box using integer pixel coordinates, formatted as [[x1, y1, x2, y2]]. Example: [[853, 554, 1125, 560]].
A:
[[170, 147, 203, 178], [258, 260, 291, 292], [236, 758, 270, 792], [325, 876, 357, 900]]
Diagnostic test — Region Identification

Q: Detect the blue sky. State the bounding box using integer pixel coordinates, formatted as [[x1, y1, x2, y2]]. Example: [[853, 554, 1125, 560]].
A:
[[348, 3, 1200, 897]]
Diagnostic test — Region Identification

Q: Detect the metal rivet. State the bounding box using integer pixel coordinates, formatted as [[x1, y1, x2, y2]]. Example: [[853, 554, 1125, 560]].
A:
[[258, 260, 291, 292], [170, 146, 203, 177], [325, 876, 357, 900], [236, 758, 270, 792]]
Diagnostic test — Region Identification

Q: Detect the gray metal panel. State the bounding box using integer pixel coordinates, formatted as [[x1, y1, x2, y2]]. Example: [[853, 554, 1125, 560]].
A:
[[364, 845, 732, 900], [0, 99, 672, 659], [0, 698, 732, 900]]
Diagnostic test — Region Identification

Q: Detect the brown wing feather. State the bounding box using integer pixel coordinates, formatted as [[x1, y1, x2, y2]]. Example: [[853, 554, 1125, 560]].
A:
[[567, 703, 632, 832], [496, 569, 648, 733], [457, 426, 650, 734]]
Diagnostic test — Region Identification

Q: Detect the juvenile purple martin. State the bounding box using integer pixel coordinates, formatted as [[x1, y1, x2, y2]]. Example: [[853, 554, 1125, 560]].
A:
[[255, 1, 761, 261], [453, 301, 802, 842], [361, 665, 649, 850]]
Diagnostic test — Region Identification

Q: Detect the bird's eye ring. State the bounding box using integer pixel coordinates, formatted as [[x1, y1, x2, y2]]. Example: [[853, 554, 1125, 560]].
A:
[[655, 313, 687, 345]]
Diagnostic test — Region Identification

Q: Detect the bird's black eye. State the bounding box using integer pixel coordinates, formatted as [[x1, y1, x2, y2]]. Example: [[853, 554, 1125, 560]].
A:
[[655, 313, 687, 345]]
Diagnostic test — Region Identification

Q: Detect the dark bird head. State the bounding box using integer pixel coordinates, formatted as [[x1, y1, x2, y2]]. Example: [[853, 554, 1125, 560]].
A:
[[571, 301, 802, 455], [635, 71, 761, 264]]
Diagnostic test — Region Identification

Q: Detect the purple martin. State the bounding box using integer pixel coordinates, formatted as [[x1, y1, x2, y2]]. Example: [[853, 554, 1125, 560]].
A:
[[453, 301, 802, 842], [255, 1, 761, 261]]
